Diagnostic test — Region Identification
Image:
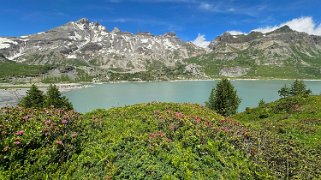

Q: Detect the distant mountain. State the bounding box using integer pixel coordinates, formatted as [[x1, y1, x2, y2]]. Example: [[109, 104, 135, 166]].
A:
[[187, 25, 321, 79], [0, 18, 203, 71], [1, 21, 321, 82]]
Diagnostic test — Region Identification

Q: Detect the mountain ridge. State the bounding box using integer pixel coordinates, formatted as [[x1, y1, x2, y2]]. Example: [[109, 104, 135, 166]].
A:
[[1, 19, 321, 82]]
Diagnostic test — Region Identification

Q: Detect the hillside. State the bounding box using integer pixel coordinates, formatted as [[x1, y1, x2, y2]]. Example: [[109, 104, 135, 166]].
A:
[[1, 103, 269, 179], [233, 95, 321, 178], [186, 26, 321, 79], [1, 100, 321, 179]]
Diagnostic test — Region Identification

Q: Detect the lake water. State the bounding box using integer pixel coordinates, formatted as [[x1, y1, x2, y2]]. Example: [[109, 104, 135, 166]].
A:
[[63, 80, 321, 113]]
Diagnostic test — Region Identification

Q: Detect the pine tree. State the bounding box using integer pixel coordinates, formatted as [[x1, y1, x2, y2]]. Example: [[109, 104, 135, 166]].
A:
[[258, 99, 266, 107], [19, 84, 45, 108], [206, 78, 241, 116], [278, 84, 290, 98], [45, 84, 73, 110], [290, 79, 311, 96]]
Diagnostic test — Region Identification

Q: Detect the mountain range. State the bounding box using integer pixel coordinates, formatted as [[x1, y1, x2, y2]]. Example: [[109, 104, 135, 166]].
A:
[[1, 18, 321, 82]]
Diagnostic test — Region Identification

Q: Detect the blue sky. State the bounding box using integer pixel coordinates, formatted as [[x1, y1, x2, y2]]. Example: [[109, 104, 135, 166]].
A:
[[1, 0, 321, 43]]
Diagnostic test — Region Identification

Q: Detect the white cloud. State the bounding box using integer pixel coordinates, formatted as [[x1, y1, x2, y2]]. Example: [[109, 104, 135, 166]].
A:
[[199, 2, 214, 11], [192, 33, 210, 48], [227, 31, 246, 35], [252, 17, 321, 36]]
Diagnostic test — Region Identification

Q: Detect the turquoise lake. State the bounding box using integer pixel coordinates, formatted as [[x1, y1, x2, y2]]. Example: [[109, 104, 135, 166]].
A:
[[63, 80, 321, 113]]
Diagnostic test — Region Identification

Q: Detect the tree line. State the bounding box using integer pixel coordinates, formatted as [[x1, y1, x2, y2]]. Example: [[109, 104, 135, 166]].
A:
[[206, 79, 311, 116], [19, 84, 73, 110]]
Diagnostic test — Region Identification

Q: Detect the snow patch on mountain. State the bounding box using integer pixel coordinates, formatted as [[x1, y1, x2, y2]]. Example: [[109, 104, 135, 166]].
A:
[[0, 37, 17, 49]]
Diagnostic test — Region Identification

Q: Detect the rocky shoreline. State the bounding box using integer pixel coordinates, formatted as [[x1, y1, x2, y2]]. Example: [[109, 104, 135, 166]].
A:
[[0, 83, 92, 108]]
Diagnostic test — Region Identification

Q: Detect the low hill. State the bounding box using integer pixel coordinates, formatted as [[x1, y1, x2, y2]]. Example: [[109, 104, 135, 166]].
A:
[[233, 95, 321, 178], [0, 103, 269, 179], [1, 100, 321, 179]]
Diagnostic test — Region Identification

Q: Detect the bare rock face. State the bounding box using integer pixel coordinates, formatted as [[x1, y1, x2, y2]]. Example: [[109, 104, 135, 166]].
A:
[[208, 25, 321, 66], [219, 67, 250, 77], [0, 18, 205, 72]]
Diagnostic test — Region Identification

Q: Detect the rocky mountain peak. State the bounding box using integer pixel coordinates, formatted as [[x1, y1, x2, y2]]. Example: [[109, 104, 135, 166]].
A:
[[269, 25, 294, 34], [76, 18, 90, 25], [111, 27, 121, 34]]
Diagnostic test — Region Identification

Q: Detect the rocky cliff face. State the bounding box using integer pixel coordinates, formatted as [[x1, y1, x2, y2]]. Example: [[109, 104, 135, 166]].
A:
[[0, 18, 204, 72], [208, 25, 321, 66], [184, 25, 321, 79]]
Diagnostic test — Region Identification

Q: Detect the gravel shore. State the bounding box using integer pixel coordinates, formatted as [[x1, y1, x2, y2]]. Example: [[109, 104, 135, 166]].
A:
[[0, 83, 92, 107]]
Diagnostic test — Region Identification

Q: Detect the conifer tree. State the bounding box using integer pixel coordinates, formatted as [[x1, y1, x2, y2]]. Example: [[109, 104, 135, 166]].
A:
[[290, 79, 311, 96], [19, 84, 44, 108], [278, 84, 291, 98], [45, 84, 73, 110], [206, 78, 241, 116]]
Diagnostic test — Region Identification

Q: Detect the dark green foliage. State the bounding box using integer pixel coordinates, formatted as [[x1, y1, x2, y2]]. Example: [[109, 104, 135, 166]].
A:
[[45, 84, 73, 110], [206, 78, 241, 116], [290, 79, 311, 96], [278, 80, 311, 98], [258, 99, 266, 107], [19, 84, 73, 110], [19, 84, 45, 108], [278, 84, 290, 98]]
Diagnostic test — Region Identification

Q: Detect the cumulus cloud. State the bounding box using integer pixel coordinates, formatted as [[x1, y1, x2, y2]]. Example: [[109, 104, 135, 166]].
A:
[[192, 33, 210, 48], [227, 31, 246, 35], [199, 2, 214, 11], [252, 17, 321, 36]]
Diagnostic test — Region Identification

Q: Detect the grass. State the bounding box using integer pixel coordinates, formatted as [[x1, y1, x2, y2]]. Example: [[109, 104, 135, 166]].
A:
[[0, 61, 48, 79]]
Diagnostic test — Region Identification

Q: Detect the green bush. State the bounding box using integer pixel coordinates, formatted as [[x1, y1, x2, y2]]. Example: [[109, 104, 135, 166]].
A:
[[0, 107, 82, 179]]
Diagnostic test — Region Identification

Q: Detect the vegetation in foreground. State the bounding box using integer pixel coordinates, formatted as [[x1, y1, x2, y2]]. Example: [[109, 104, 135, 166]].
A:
[[1, 80, 321, 179], [1, 103, 270, 179]]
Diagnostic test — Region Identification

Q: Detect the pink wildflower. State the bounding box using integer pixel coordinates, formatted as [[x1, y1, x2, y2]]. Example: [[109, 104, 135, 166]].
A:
[[22, 115, 29, 121], [56, 140, 63, 145], [175, 112, 183, 119], [61, 119, 68, 124], [194, 116, 201, 123], [16, 130, 24, 136], [44, 120, 51, 125], [71, 133, 77, 138], [157, 131, 165, 138], [14, 141, 21, 145], [149, 133, 155, 139]]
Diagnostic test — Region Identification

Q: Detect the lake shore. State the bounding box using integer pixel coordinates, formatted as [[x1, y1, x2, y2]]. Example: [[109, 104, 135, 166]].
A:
[[0, 83, 93, 107], [1, 78, 321, 108]]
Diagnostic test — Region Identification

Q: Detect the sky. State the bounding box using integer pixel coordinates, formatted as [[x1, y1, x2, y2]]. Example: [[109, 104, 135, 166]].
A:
[[1, 0, 321, 47]]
